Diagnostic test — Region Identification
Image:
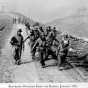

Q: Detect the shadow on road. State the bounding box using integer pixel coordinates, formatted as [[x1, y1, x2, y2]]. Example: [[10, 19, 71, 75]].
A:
[[45, 64, 57, 68], [21, 60, 34, 64]]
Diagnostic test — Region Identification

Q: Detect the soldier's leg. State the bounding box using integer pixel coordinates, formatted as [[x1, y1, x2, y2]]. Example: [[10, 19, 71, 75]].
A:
[[14, 48, 21, 65], [17, 48, 22, 65], [45, 48, 49, 59], [14, 48, 19, 64], [60, 55, 65, 65], [31, 49, 36, 60], [40, 51, 45, 67], [61, 49, 68, 65], [14, 52, 17, 64], [40, 52, 44, 66], [13, 48, 16, 61], [30, 42, 35, 59]]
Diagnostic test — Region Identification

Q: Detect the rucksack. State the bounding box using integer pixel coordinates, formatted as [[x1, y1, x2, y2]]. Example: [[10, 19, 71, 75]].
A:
[[10, 36, 18, 46]]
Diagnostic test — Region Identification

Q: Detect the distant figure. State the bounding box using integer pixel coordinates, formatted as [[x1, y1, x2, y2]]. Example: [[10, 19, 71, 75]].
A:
[[10, 29, 24, 65]]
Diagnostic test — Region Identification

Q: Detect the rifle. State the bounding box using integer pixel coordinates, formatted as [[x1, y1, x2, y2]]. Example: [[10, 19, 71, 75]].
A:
[[23, 36, 30, 43]]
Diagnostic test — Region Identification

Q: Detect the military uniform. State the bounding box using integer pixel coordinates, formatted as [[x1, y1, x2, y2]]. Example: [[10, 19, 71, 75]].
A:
[[59, 38, 69, 67], [10, 29, 24, 65], [32, 33, 46, 67]]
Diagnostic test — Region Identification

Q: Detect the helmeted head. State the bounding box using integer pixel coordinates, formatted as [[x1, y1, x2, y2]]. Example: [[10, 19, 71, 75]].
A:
[[39, 26, 44, 32], [25, 22, 30, 30], [40, 33, 45, 40], [53, 26, 56, 30], [64, 32, 69, 39], [52, 27, 56, 32], [47, 26, 51, 31], [34, 25, 39, 30], [17, 29, 22, 36]]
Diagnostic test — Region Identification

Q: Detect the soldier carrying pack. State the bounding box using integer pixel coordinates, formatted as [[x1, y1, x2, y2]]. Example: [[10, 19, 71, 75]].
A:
[[10, 29, 24, 65]]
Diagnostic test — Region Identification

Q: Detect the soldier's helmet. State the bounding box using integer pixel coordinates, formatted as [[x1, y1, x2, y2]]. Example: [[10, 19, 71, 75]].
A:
[[34, 25, 39, 30], [47, 26, 51, 31], [53, 26, 56, 29], [39, 26, 43, 32], [40, 32, 45, 39], [17, 29, 22, 32]]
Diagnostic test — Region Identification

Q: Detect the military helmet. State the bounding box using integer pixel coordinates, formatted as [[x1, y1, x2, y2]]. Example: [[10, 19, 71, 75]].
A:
[[17, 29, 22, 32], [53, 26, 56, 29]]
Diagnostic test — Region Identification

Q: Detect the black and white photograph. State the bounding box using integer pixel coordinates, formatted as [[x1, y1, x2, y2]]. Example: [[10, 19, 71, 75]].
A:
[[0, 0, 88, 84]]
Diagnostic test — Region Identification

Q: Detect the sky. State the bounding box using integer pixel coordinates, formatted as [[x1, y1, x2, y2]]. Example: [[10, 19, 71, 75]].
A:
[[0, 0, 87, 23]]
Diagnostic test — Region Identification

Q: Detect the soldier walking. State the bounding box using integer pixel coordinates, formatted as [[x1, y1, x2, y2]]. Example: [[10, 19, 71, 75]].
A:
[[10, 29, 24, 65], [32, 33, 46, 68]]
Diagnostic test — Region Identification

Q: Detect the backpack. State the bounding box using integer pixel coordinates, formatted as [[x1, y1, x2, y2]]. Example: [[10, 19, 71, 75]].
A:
[[10, 36, 18, 46]]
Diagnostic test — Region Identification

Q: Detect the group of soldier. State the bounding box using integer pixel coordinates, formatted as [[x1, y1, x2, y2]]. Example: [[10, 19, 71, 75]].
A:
[[10, 23, 70, 70]]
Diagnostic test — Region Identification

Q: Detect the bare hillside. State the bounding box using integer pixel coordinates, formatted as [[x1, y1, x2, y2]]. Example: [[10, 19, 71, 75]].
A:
[[47, 8, 88, 38]]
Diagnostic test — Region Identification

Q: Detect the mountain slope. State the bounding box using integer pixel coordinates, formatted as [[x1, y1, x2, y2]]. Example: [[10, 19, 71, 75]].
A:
[[47, 8, 88, 38]]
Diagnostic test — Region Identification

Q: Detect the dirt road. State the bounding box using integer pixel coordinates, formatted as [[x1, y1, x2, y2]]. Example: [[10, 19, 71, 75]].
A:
[[10, 24, 40, 82], [13, 40, 39, 83], [1, 23, 40, 82], [1, 23, 87, 83]]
